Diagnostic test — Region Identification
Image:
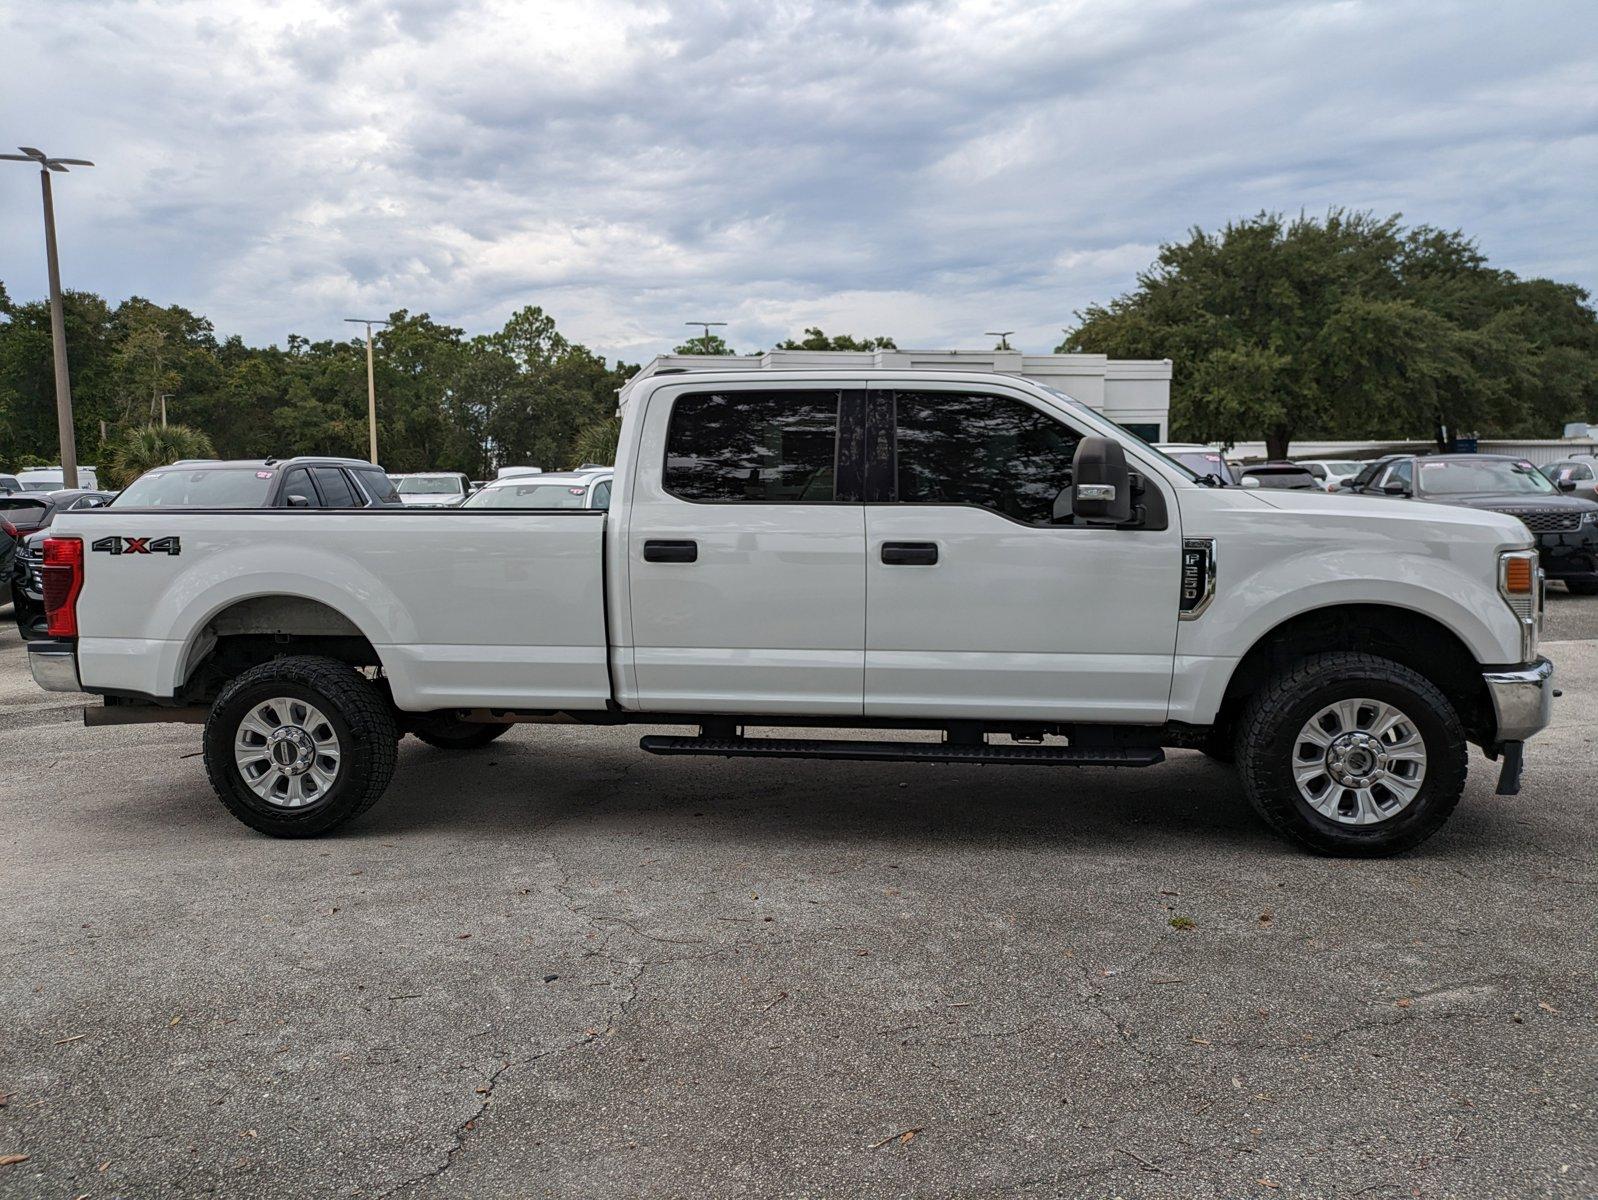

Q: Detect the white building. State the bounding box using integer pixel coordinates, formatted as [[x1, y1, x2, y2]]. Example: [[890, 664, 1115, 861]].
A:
[[619, 349, 1173, 442]]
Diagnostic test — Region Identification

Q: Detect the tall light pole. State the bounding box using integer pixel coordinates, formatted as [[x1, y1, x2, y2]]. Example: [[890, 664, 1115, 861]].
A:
[[2, 147, 95, 488], [684, 320, 727, 354], [985, 330, 1016, 351], [344, 318, 389, 464], [157, 392, 173, 427]]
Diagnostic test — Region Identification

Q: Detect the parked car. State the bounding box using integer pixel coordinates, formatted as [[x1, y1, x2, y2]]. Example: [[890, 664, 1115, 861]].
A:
[[1237, 461, 1318, 490], [1297, 459, 1371, 491], [462, 468, 614, 510], [16, 465, 100, 492], [392, 472, 471, 506], [1152, 444, 1238, 484], [1346, 453, 1598, 594], [0, 473, 22, 495], [6, 491, 118, 637], [24, 369, 1556, 856], [1540, 459, 1598, 502], [114, 458, 402, 509]]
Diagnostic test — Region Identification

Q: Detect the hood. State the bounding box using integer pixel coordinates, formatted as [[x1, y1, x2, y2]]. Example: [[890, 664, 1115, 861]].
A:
[[1250, 487, 1532, 538], [1413, 491, 1598, 513]]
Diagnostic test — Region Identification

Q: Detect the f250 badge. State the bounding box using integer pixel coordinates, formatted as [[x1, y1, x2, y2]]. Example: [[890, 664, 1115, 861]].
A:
[[91, 535, 181, 556]]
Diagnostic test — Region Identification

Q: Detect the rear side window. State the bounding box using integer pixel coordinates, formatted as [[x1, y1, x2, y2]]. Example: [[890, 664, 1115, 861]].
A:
[[664, 390, 840, 502], [355, 469, 401, 504], [892, 391, 1081, 525], [311, 468, 361, 508]]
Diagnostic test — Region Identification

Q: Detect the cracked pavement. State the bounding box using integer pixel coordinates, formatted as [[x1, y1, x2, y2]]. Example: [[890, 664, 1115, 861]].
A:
[[0, 619, 1594, 1198]]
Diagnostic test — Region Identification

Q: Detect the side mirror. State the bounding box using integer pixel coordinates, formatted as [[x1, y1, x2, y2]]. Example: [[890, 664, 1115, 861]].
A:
[[286, 493, 312, 508], [1556, 478, 1576, 492], [1240, 476, 1260, 489], [1071, 436, 1132, 525], [1382, 483, 1409, 496]]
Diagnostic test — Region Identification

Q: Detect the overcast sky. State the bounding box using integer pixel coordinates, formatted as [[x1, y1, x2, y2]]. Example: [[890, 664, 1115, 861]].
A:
[[2, 0, 1595, 362]]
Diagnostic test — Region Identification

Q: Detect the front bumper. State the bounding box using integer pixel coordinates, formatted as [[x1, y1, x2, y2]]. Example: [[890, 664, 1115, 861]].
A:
[[1536, 526, 1598, 580], [28, 640, 82, 692], [1484, 657, 1554, 743]]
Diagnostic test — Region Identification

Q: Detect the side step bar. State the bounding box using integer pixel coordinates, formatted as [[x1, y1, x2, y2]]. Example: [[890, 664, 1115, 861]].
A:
[[639, 734, 1163, 768]]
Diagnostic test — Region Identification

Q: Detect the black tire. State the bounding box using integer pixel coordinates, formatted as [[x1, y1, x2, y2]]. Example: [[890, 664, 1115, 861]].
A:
[[203, 656, 398, 838], [1236, 651, 1467, 856], [1564, 579, 1598, 596], [412, 718, 511, 750]]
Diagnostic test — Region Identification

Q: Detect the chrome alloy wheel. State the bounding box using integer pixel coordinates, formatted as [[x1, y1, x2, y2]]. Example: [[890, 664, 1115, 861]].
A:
[[1292, 698, 1427, 826], [233, 697, 342, 808]]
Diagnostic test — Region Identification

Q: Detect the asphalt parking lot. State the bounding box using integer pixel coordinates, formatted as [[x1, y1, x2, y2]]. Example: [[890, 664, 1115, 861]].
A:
[[1, 619, 1594, 1199]]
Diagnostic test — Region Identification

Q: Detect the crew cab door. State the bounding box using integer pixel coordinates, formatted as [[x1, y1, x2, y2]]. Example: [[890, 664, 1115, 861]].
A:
[[624, 383, 867, 715], [862, 383, 1182, 722]]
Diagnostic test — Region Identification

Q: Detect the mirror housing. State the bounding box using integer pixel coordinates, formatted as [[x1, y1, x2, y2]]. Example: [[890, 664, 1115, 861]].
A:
[[286, 493, 312, 508], [1239, 476, 1260, 489], [1382, 482, 1409, 496], [1556, 477, 1576, 492], [1071, 436, 1132, 525]]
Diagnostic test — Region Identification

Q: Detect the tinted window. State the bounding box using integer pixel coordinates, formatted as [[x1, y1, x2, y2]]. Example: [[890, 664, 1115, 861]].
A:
[[665, 390, 839, 502], [116, 468, 275, 508], [354, 468, 401, 504], [1383, 461, 1414, 492], [279, 468, 319, 506], [893, 391, 1080, 524], [311, 467, 361, 508], [591, 479, 612, 509]]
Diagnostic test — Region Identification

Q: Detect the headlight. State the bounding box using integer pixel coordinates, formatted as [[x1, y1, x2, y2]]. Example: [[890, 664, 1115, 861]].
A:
[[1498, 549, 1541, 661], [1583, 510, 1598, 526]]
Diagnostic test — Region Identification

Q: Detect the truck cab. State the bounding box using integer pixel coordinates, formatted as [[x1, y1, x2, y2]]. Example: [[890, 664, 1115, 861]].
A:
[[26, 370, 1554, 854]]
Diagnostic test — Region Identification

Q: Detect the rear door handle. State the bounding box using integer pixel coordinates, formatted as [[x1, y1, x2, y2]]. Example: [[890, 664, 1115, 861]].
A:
[[643, 539, 698, 563], [881, 541, 939, 566]]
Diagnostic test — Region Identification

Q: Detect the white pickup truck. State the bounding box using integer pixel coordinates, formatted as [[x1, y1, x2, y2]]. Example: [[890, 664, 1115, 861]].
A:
[[27, 369, 1553, 854]]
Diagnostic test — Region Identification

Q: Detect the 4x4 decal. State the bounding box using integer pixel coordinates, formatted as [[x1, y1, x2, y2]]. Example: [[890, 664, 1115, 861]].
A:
[[91, 535, 181, 556]]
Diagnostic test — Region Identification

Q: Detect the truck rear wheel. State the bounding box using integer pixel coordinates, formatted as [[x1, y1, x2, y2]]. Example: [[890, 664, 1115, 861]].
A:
[[203, 656, 398, 837], [1236, 652, 1467, 856]]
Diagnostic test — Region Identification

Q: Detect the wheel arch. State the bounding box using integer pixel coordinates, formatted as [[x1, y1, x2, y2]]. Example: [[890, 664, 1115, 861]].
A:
[[177, 594, 390, 702], [1211, 603, 1492, 746]]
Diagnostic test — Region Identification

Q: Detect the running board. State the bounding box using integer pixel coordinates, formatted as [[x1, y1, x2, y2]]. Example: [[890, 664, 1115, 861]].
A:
[[638, 735, 1163, 767]]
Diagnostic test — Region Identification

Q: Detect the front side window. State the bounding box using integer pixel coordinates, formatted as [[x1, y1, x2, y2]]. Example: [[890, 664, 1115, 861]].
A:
[[311, 468, 361, 508], [1382, 461, 1414, 492], [665, 390, 839, 502], [279, 468, 320, 507], [893, 391, 1081, 525]]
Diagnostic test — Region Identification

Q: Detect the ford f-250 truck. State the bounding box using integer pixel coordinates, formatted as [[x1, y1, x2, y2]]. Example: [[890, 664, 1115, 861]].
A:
[[27, 369, 1554, 854]]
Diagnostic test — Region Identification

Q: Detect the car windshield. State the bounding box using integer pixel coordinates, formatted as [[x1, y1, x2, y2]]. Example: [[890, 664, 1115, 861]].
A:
[[1416, 459, 1556, 496], [116, 468, 276, 507], [1325, 462, 1363, 477], [1167, 451, 1236, 484], [1245, 469, 1315, 489], [18, 480, 60, 492], [397, 476, 460, 495], [465, 482, 592, 509]]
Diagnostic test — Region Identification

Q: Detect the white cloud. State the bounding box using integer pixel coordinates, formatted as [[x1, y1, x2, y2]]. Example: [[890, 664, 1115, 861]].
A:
[[1, 0, 1593, 360]]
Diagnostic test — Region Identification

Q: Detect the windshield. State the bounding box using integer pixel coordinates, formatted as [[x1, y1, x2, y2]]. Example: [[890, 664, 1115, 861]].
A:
[[397, 476, 461, 495], [18, 480, 60, 492], [1323, 462, 1363, 477], [465, 482, 592, 509], [117, 468, 276, 507], [1416, 459, 1556, 497], [1167, 451, 1237, 484], [1245, 469, 1315, 489]]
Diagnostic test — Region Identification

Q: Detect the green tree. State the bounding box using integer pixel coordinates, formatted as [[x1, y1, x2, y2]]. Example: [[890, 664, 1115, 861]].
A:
[[673, 331, 735, 355], [1061, 211, 1598, 456], [102, 423, 216, 488], [774, 327, 897, 351]]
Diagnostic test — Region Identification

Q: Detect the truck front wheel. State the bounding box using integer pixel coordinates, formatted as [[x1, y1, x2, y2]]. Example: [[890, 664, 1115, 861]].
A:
[[203, 656, 398, 837], [1236, 652, 1467, 856]]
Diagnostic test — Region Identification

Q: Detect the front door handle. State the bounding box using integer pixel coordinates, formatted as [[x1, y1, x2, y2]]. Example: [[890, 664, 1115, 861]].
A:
[[881, 541, 939, 566], [643, 539, 698, 563]]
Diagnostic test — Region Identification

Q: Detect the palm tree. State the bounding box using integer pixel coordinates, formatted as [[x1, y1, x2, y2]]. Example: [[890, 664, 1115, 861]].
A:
[[103, 424, 217, 489], [570, 414, 621, 467]]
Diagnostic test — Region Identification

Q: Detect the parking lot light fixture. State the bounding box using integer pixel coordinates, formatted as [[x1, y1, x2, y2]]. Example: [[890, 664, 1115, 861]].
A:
[[1, 147, 95, 488], [344, 318, 390, 464]]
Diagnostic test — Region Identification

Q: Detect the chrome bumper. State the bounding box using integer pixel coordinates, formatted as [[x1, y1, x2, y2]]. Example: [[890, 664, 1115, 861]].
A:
[[1484, 657, 1554, 743], [28, 641, 82, 693]]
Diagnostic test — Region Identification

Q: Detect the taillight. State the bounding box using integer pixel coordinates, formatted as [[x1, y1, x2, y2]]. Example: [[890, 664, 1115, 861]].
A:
[[41, 536, 84, 638], [1, 517, 19, 540]]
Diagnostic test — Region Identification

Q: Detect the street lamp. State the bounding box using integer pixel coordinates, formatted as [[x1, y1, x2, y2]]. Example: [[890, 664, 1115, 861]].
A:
[[684, 320, 727, 354], [985, 330, 1016, 351], [1, 147, 95, 488], [343, 318, 390, 464]]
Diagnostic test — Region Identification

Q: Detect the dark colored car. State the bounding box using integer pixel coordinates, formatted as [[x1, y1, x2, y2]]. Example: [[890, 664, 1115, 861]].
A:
[[112, 457, 402, 509], [6, 491, 118, 638], [1238, 461, 1317, 490], [1346, 453, 1598, 594]]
